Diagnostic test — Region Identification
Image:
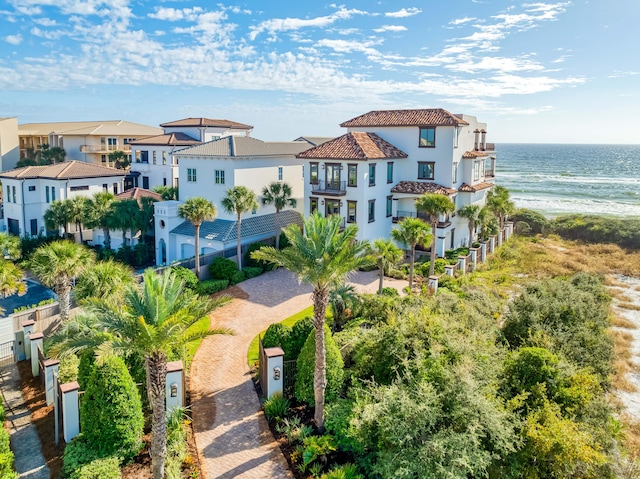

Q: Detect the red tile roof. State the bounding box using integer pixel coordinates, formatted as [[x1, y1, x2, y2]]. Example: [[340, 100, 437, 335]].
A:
[[0, 160, 126, 180], [340, 108, 468, 128], [115, 187, 162, 202], [390, 181, 457, 196], [297, 132, 407, 160], [462, 150, 491, 158], [159, 118, 253, 129], [458, 182, 494, 193], [129, 132, 200, 146]]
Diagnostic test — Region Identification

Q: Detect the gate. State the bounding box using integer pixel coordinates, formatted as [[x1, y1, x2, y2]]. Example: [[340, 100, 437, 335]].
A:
[[283, 360, 297, 396], [0, 340, 13, 367]]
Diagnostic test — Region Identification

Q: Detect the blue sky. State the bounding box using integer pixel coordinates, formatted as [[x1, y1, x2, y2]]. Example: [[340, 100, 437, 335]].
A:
[[1, 0, 638, 143]]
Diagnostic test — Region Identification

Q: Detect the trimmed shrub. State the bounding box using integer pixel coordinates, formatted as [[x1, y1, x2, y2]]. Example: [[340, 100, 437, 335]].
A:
[[278, 231, 291, 249], [196, 279, 229, 296], [380, 287, 399, 297], [242, 266, 264, 280], [62, 436, 102, 478], [81, 356, 144, 460], [170, 266, 198, 291], [287, 317, 314, 361], [245, 242, 270, 268], [209, 257, 238, 281], [263, 392, 289, 422], [73, 457, 121, 479], [262, 323, 292, 351], [58, 354, 80, 384], [511, 208, 551, 235], [295, 325, 344, 405], [230, 270, 245, 285], [77, 351, 96, 391]]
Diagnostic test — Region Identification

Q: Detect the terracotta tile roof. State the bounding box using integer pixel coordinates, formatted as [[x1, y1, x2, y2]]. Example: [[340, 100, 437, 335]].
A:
[[462, 150, 491, 158], [115, 187, 162, 202], [458, 182, 494, 193], [0, 160, 126, 180], [18, 120, 162, 137], [390, 181, 457, 196], [159, 118, 253, 130], [340, 108, 468, 128], [129, 132, 200, 146], [297, 132, 407, 160]]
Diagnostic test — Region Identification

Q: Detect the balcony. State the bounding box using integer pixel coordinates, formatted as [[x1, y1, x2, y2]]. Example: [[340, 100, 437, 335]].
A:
[[311, 180, 346, 196], [484, 169, 495, 178], [473, 142, 495, 152], [80, 144, 132, 153], [392, 210, 451, 228]]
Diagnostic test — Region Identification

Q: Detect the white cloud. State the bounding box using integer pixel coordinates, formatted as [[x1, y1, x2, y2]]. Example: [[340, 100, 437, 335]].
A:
[[30, 27, 66, 39], [385, 7, 421, 18], [449, 17, 476, 26], [33, 17, 57, 26], [373, 25, 407, 33], [148, 7, 203, 22], [4, 34, 22, 45]]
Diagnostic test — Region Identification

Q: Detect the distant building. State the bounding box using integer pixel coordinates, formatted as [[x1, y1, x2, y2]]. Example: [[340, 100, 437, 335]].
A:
[[130, 118, 253, 191], [0, 117, 19, 171], [18, 120, 163, 167], [298, 108, 496, 256]]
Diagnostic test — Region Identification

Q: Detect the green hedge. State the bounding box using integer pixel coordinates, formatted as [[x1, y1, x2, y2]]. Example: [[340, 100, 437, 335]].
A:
[[73, 457, 121, 479], [196, 279, 229, 295], [170, 266, 199, 291], [0, 400, 17, 479], [242, 266, 264, 279], [209, 257, 238, 281]]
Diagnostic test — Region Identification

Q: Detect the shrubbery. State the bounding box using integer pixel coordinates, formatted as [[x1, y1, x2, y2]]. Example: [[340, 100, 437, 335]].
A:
[[245, 242, 270, 268], [72, 457, 121, 479], [209, 257, 238, 281], [554, 214, 640, 249], [242, 266, 264, 279], [230, 270, 245, 285], [195, 279, 229, 295], [169, 266, 198, 291], [0, 400, 17, 479], [511, 208, 551, 235]]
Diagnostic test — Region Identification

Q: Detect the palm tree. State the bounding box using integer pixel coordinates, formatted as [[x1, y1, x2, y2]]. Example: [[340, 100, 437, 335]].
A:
[[68, 196, 88, 243], [0, 260, 25, 299], [47, 268, 231, 479], [261, 182, 297, 249], [328, 283, 357, 331], [178, 197, 216, 279], [371, 238, 403, 294], [487, 185, 515, 230], [415, 193, 456, 278], [391, 217, 431, 289], [152, 185, 179, 201], [85, 192, 116, 250], [74, 259, 135, 304], [137, 196, 158, 242], [222, 186, 259, 270], [28, 240, 95, 321], [458, 204, 481, 248], [478, 206, 499, 242], [114, 199, 141, 246], [0, 233, 21, 260], [44, 200, 73, 237], [251, 212, 370, 431]]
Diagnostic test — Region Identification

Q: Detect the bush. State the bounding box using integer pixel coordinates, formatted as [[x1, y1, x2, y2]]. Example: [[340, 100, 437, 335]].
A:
[[196, 279, 229, 295], [553, 214, 640, 249], [81, 356, 144, 460], [245, 242, 270, 268], [262, 323, 292, 350], [170, 266, 198, 291], [58, 354, 80, 384], [263, 392, 289, 422], [73, 457, 121, 479], [287, 317, 314, 361], [166, 407, 189, 479], [511, 208, 552, 235], [242, 266, 264, 279], [62, 436, 103, 478], [295, 326, 344, 405], [279, 230, 291, 249], [0, 400, 17, 479], [209, 257, 238, 281], [132, 242, 155, 267], [230, 270, 245, 285], [320, 463, 363, 479], [77, 351, 96, 390], [380, 287, 399, 297]]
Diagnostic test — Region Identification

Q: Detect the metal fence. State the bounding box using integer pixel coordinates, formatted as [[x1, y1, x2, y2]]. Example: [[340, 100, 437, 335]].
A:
[[283, 360, 297, 396], [0, 340, 14, 367]]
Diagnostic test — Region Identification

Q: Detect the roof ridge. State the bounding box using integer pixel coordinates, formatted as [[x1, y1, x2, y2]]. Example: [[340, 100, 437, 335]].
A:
[[56, 161, 76, 178]]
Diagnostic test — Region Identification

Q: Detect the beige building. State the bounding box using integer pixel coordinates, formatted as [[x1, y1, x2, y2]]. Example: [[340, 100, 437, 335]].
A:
[[19, 120, 162, 167], [0, 117, 19, 171]]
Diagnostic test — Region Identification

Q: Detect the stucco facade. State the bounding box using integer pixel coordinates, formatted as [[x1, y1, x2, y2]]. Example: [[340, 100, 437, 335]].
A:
[[0, 117, 19, 172]]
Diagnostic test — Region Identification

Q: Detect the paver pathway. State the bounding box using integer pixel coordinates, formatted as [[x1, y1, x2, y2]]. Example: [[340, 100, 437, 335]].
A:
[[191, 268, 404, 478], [0, 364, 49, 479]]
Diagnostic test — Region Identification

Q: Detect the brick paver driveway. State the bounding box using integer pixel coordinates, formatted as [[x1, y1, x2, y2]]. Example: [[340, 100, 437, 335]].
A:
[[190, 268, 403, 478]]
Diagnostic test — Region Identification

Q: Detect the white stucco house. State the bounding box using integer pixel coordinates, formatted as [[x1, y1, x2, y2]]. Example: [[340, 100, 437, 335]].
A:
[[154, 136, 315, 265], [298, 108, 496, 256], [0, 161, 126, 237], [0, 117, 19, 172], [130, 118, 253, 191]]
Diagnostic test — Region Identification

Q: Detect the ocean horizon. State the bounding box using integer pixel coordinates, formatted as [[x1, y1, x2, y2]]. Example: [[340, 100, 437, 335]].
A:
[[495, 143, 640, 218]]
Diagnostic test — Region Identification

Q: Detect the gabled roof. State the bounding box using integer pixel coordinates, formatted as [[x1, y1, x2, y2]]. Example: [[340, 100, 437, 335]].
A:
[[458, 182, 494, 193], [18, 120, 162, 137], [175, 136, 312, 158], [292, 136, 335, 147], [0, 160, 126, 180], [115, 187, 162, 202], [171, 209, 303, 243], [462, 150, 491, 158], [390, 181, 457, 196], [297, 132, 407, 160], [129, 132, 200, 146], [340, 108, 468, 128], [159, 118, 253, 130]]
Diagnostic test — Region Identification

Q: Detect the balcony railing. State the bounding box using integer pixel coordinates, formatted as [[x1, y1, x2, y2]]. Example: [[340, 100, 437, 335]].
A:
[[484, 169, 495, 178], [473, 142, 495, 152], [80, 145, 132, 153], [393, 210, 451, 228], [311, 180, 346, 196]]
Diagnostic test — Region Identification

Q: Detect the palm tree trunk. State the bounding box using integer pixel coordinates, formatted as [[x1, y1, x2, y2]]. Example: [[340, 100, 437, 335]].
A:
[[313, 286, 329, 432], [104, 228, 111, 250], [429, 223, 437, 278], [194, 224, 201, 279], [468, 224, 474, 248], [409, 245, 415, 289], [58, 282, 71, 322], [378, 263, 384, 294], [275, 209, 280, 249], [236, 214, 242, 270], [77, 221, 84, 243], [147, 353, 168, 479]]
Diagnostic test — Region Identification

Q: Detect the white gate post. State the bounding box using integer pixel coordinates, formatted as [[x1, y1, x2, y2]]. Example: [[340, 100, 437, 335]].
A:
[[22, 320, 35, 360], [61, 381, 80, 442], [165, 361, 184, 413], [428, 276, 439, 295], [30, 332, 43, 377], [263, 347, 285, 399], [457, 256, 467, 275], [44, 359, 59, 405]]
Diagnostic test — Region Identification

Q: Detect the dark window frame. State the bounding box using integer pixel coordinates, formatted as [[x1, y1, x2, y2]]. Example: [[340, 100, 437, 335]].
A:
[[368, 199, 375, 223], [387, 162, 394, 184], [310, 163, 319, 185], [418, 126, 436, 148], [386, 195, 393, 217], [418, 161, 435, 180], [310, 196, 319, 215], [347, 200, 357, 224], [369, 163, 376, 187], [347, 164, 357, 187]]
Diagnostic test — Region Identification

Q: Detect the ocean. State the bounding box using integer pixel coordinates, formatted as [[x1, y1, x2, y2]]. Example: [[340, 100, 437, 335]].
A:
[[496, 144, 640, 218]]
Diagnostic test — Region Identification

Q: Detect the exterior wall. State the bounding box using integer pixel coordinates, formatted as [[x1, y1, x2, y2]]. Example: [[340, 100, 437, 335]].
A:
[[154, 201, 185, 265], [0, 118, 19, 171], [162, 126, 249, 142], [130, 144, 180, 190]]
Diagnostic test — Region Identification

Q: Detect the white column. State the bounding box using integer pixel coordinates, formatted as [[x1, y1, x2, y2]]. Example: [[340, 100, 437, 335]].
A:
[[479, 242, 487, 262], [263, 347, 285, 399], [22, 320, 35, 360], [30, 332, 43, 377], [44, 359, 59, 405], [428, 276, 438, 295], [61, 381, 80, 442], [457, 256, 467, 275], [165, 361, 184, 413]]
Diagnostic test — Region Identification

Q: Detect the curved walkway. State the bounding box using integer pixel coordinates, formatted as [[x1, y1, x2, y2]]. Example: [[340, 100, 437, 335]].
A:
[[190, 269, 403, 478]]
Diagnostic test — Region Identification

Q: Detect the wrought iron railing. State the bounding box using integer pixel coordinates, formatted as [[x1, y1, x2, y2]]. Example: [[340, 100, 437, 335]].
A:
[[311, 180, 346, 195]]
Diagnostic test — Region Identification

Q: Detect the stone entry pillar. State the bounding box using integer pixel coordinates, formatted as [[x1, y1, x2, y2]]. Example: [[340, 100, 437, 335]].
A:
[[61, 381, 80, 442], [166, 361, 184, 413], [22, 320, 35, 361], [263, 347, 285, 399], [30, 332, 44, 378]]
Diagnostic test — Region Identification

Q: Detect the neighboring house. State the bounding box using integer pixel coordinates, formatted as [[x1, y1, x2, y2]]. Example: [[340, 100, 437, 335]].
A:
[[0, 161, 126, 237], [130, 117, 253, 191], [298, 108, 496, 256], [154, 135, 311, 265], [0, 117, 19, 171], [18, 120, 163, 167]]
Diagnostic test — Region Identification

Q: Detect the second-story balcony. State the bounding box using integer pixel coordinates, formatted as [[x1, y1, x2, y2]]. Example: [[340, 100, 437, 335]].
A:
[[393, 210, 452, 228], [80, 144, 132, 153], [311, 180, 347, 196], [473, 142, 495, 152]]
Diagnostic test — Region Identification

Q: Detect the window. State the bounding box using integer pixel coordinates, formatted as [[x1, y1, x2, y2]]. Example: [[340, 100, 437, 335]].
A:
[[6, 185, 10, 202], [140, 151, 149, 164], [418, 162, 435, 180], [419, 127, 436, 147], [310, 163, 319, 184], [368, 199, 375, 222], [28, 185, 36, 192], [453, 162, 458, 183], [163, 178, 167, 186], [347, 201, 357, 223], [369, 164, 376, 186], [386, 196, 393, 217], [45, 186, 49, 203], [101, 155, 107, 163], [348, 164, 357, 187], [123, 138, 135, 145], [135, 151, 141, 163], [310, 197, 318, 215], [102, 183, 108, 192], [187, 168, 196, 182], [215, 170, 225, 184], [142, 176, 150, 190], [30, 219, 38, 236], [278, 166, 283, 181], [473, 160, 485, 181], [387, 162, 394, 183], [113, 183, 118, 195], [162, 151, 167, 165], [70, 185, 89, 191], [51, 187, 55, 201], [101, 137, 118, 150], [153, 151, 157, 165]]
